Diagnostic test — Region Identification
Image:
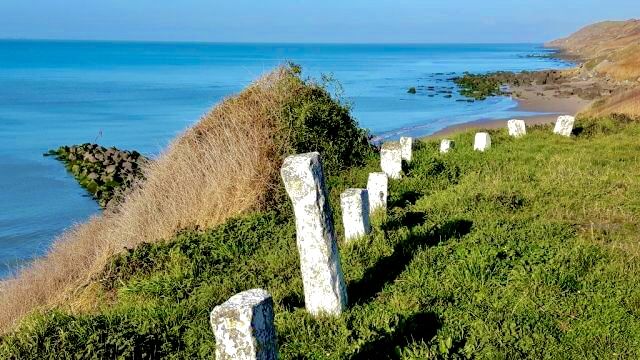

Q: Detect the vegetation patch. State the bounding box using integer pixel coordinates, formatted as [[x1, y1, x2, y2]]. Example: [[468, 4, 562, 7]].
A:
[[452, 72, 505, 100], [5, 115, 640, 358], [45, 144, 147, 207]]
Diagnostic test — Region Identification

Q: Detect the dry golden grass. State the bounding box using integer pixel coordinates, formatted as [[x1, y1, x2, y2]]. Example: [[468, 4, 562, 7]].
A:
[[583, 87, 640, 117], [547, 19, 640, 59], [548, 19, 640, 81], [0, 67, 300, 332], [596, 44, 640, 81]]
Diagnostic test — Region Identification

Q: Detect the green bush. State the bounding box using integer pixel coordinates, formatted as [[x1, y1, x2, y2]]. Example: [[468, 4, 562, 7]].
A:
[[277, 69, 375, 175]]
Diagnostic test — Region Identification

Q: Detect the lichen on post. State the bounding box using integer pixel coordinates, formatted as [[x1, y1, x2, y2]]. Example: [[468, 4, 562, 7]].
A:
[[210, 288, 278, 360], [340, 188, 371, 241], [553, 115, 575, 137], [380, 142, 403, 179], [366, 172, 388, 214], [507, 119, 527, 137], [280, 152, 347, 316]]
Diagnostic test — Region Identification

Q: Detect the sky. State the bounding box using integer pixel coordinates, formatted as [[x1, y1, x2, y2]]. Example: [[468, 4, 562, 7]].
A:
[[0, 0, 638, 43]]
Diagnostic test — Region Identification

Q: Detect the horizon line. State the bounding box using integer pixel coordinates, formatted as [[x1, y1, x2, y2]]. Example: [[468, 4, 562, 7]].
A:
[[0, 37, 554, 46]]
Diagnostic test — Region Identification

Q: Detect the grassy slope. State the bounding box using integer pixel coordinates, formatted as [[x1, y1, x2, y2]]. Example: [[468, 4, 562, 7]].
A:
[[3, 117, 640, 358], [547, 19, 640, 117]]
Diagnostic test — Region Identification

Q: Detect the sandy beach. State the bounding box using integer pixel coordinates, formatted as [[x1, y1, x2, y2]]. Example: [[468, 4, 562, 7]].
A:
[[428, 83, 593, 138]]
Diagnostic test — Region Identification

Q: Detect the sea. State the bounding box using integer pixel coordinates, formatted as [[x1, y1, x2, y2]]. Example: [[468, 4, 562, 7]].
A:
[[0, 41, 571, 278]]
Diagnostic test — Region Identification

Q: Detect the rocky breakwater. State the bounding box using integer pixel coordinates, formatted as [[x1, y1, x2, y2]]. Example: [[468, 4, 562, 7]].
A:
[[45, 143, 147, 208]]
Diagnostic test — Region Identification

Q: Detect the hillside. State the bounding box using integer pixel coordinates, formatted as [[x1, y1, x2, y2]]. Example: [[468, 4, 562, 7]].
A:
[[3, 115, 640, 358], [546, 19, 640, 64], [546, 19, 640, 117], [0, 66, 373, 334]]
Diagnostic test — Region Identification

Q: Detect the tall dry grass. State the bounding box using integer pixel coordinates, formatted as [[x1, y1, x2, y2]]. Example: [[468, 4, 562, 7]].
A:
[[0, 67, 299, 332], [584, 87, 640, 118]]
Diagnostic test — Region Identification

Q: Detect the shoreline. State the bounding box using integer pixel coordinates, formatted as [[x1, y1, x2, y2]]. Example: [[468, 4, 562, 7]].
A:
[[426, 74, 594, 138]]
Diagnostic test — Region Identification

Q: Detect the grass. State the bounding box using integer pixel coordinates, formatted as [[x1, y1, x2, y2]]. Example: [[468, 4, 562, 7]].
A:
[[3, 115, 640, 358], [0, 66, 372, 333], [584, 87, 640, 118]]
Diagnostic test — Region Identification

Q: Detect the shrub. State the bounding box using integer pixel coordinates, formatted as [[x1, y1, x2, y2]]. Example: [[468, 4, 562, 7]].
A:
[[0, 65, 373, 334]]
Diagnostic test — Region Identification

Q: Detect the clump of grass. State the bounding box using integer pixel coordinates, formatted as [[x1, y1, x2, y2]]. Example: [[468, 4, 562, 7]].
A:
[[0, 65, 373, 333], [3, 115, 640, 358]]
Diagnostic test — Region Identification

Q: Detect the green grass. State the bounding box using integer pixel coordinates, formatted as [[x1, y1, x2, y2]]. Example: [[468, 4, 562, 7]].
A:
[[3, 117, 640, 359]]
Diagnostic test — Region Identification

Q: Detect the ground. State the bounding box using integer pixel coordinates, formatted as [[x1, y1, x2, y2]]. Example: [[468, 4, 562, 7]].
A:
[[3, 115, 640, 359]]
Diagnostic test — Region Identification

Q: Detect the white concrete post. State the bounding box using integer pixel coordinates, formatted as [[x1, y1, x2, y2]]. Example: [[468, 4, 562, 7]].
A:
[[508, 119, 526, 137], [440, 139, 454, 153], [380, 142, 403, 179], [366, 172, 388, 214], [399, 136, 413, 162], [210, 288, 278, 360], [340, 189, 371, 241], [474, 132, 491, 152], [553, 115, 575, 137], [280, 152, 347, 316]]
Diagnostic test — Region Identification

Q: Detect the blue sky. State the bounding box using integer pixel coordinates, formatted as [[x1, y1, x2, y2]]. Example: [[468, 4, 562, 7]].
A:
[[1, 0, 638, 43]]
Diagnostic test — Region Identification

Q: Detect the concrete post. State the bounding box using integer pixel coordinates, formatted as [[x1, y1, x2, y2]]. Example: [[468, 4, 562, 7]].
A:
[[366, 172, 388, 214], [474, 132, 491, 152], [508, 119, 526, 137], [440, 139, 454, 153], [340, 189, 371, 241], [380, 142, 403, 179], [553, 115, 575, 137], [399, 136, 413, 162], [280, 152, 347, 316], [210, 288, 278, 360]]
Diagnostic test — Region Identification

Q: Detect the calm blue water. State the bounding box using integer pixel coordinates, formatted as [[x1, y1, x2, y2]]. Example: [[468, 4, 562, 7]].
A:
[[0, 41, 570, 277]]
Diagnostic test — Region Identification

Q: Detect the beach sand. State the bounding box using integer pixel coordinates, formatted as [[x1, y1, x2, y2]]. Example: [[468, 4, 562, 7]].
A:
[[428, 84, 593, 138]]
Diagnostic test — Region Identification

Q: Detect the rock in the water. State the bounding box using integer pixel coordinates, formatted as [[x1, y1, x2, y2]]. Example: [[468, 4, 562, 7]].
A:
[[340, 188, 371, 241], [399, 136, 413, 162], [45, 143, 147, 208], [440, 139, 454, 153], [210, 288, 278, 360], [380, 142, 403, 179], [507, 119, 527, 138], [280, 152, 348, 316], [366, 172, 388, 215], [553, 115, 575, 137], [474, 132, 491, 152]]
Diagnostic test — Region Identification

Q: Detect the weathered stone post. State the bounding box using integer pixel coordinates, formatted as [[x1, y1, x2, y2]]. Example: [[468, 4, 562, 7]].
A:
[[366, 172, 388, 214], [340, 189, 371, 241], [280, 152, 347, 316], [210, 288, 278, 360], [553, 115, 575, 137], [474, 132, 491, 152], [399, 136, 413, 162], [380, 142, 403, 179], [508, 119, 526, 137], [440, 139, 454, 153]]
